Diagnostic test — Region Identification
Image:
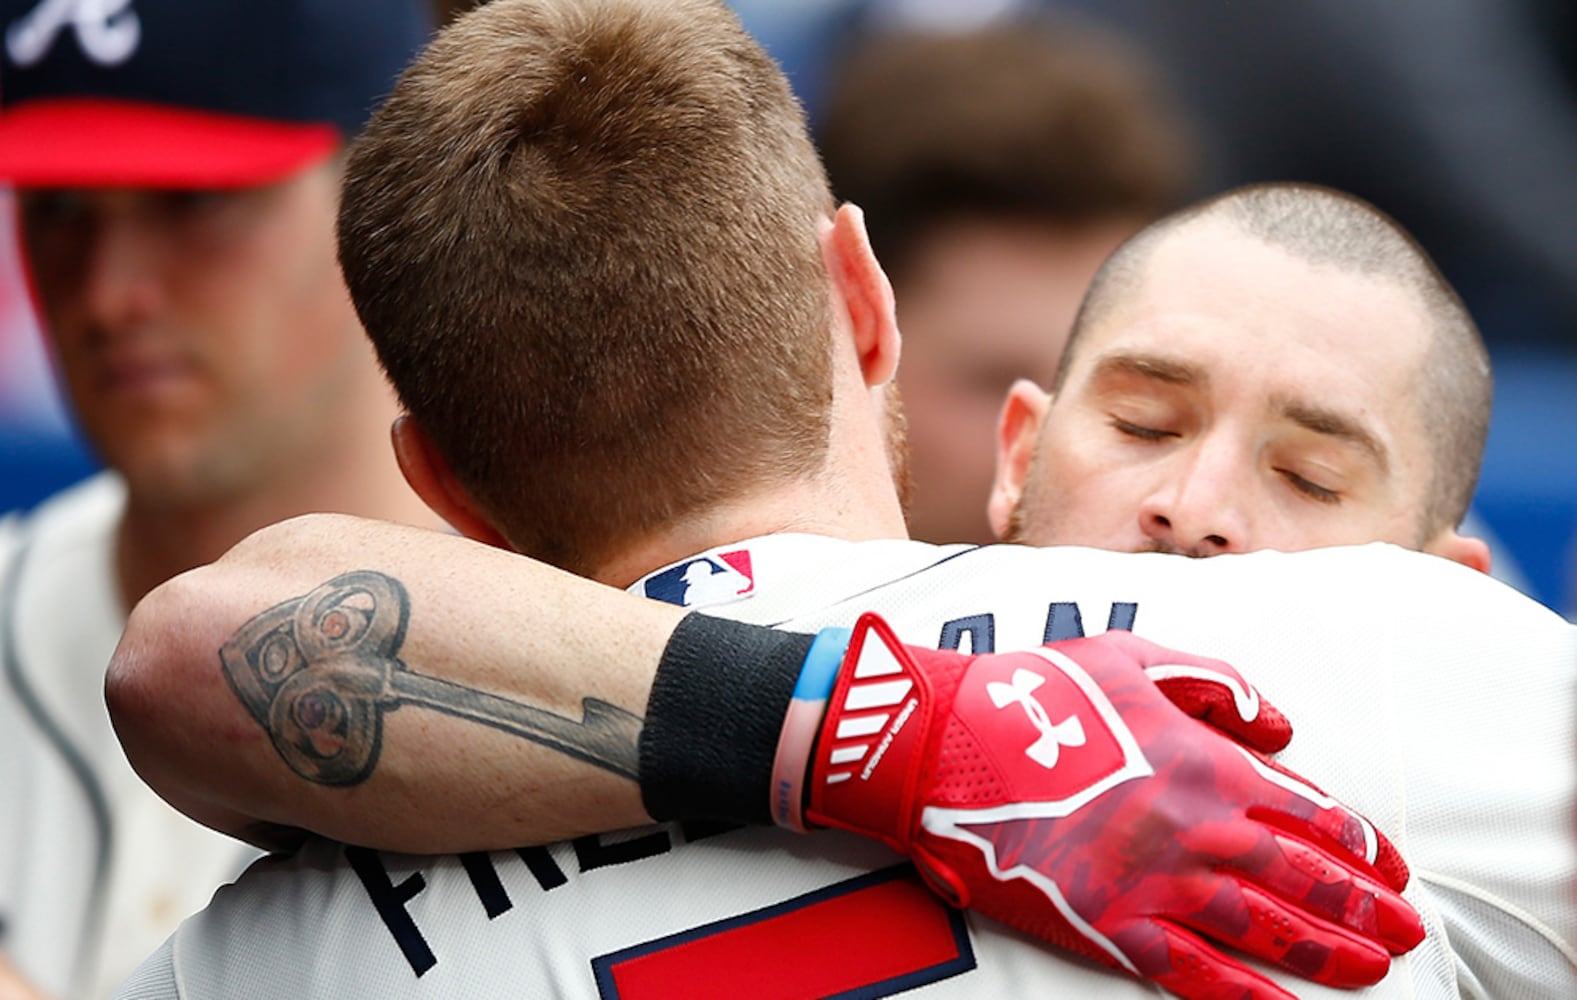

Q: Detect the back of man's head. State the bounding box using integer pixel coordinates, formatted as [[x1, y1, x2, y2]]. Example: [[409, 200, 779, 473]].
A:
[[340, 0, 837, 575], [1065, 182, 1492, 537]]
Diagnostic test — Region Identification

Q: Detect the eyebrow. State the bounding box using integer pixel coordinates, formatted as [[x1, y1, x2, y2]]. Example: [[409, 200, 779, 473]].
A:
[[1088, 352, 1208, 388], [1277, 399, 1390, 471]]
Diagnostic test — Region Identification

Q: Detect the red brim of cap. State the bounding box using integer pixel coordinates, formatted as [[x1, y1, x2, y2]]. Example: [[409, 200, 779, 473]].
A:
[[0, 98, 341, 189]]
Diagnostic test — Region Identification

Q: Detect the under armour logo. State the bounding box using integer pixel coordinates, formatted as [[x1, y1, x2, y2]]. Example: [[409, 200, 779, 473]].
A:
[[6, 0, 140, 68], [986, 668, 1086, 769]]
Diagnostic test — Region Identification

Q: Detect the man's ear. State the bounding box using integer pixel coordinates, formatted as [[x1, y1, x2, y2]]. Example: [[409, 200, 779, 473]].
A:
[[987, 380, 1052, 540], [822, 202, 900, 387], [1425, 527, 1492, 574], [390, 415, 513, 549]]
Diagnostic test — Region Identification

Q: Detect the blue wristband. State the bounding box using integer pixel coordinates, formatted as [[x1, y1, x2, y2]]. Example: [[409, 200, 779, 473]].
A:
[[793, 627, 852, 701]]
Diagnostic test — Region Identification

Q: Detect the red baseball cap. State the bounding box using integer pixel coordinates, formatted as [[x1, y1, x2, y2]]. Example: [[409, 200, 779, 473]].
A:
[[0, 0, 432, 189]]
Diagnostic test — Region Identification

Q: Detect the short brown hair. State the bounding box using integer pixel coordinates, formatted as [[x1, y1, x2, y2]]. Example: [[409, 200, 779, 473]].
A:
[[1063, 182, 1492, 536], [816, 18, 1196, 284], [340, 0, 836, 574]]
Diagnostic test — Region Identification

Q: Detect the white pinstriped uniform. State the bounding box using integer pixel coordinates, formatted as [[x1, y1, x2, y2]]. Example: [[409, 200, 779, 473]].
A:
[[0, 475, 258, 998], [116, 535, 1576, 999]]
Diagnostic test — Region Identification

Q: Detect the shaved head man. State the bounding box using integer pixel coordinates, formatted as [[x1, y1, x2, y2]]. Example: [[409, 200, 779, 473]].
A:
[[993, 184, 1491, 570]]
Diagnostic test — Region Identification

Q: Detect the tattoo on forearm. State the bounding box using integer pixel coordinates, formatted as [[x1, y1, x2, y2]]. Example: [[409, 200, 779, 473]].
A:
[[219, 570, 642, 786]]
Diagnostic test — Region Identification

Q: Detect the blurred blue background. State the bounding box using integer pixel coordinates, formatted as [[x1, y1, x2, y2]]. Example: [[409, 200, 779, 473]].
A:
[[0, 192, 98, 519]]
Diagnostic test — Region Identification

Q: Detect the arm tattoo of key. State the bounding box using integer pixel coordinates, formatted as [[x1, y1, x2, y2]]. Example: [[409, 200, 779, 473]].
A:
[[219, 570, 642, 786]]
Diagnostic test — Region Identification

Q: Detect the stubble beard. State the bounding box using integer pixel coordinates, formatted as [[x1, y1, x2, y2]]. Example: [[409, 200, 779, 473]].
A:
[[882, 384, 915, 523]]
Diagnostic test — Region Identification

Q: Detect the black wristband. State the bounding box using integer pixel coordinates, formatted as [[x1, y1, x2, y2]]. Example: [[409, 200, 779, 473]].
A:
[[639, 613, 815, 825]]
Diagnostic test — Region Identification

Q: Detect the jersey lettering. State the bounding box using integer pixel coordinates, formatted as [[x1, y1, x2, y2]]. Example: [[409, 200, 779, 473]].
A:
[[359, 827, 749, 979], [1044, 600, 1139, 640], [457, 847, 570, 924], [347, 846, 436, 977], [938, 614, 995, 653], [1107, 601, 1138, 631], [939, 602, 1140, 652], [459, 852, 512, 919], [1042, 602, 1086, 642], [516, 845, 570, 891], [573, 829, 672, 872]]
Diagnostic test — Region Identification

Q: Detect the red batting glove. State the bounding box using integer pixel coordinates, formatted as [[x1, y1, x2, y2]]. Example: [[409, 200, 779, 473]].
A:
[[772, 614, 1423, 1000], [1133, 631, 1292, 755]]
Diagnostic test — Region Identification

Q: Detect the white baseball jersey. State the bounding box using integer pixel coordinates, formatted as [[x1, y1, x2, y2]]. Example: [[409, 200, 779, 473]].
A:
[[116, 534, 1577, 999], [0, 474, 259, 998]]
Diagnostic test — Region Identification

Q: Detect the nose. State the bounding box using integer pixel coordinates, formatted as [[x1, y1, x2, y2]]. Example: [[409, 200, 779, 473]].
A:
[[79, 208, 166, 334], [1137, 442, 1250, 557]]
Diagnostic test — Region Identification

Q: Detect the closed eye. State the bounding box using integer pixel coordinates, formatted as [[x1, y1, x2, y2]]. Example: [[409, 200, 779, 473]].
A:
[[1111, 418, 1176, 442], [1281, 470, 1341, 504]]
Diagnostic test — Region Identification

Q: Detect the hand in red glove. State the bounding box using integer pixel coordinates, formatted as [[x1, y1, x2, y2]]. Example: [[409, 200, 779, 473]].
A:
[[772, 614, 1422, 1000]]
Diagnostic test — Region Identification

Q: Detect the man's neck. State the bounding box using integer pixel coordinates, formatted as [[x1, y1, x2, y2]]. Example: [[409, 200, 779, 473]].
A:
[[593, 475, 908, 591], [594, 377, 913, 590]]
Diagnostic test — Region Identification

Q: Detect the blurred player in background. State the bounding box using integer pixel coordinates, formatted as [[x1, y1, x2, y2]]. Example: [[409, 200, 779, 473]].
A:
[[0, 0, 437, 995], [817, 17, 1194, 543]]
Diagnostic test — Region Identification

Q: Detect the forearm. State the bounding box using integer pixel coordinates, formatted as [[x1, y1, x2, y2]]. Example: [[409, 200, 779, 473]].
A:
[[107, 513, 686, 853]]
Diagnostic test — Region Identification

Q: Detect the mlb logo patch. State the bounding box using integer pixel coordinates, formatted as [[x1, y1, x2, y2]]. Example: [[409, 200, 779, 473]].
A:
[[643, 550, 755, 607]]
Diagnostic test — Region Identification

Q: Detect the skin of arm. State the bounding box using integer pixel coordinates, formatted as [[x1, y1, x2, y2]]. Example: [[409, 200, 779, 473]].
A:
[[0, 952, 51, 1000], [106, 513, 685, 853]]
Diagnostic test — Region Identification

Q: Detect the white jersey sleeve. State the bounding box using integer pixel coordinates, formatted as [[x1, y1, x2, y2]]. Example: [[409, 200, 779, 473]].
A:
[[112, 938, 177, 1000], [120, 538, 1576, 999]]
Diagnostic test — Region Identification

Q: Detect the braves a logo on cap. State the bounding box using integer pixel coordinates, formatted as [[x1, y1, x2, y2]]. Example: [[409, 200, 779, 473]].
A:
[[643, 549, 755, 608], [7, 0, 141, 68]]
